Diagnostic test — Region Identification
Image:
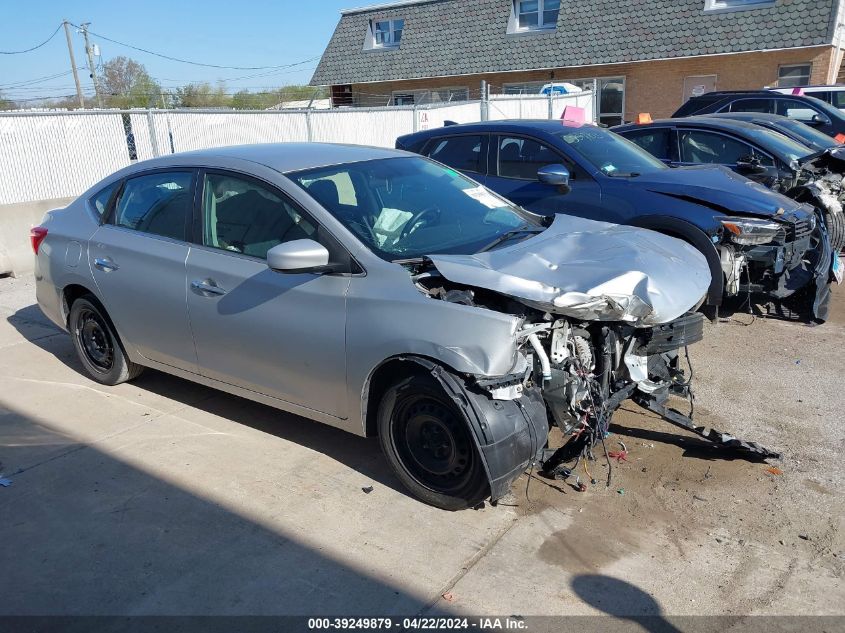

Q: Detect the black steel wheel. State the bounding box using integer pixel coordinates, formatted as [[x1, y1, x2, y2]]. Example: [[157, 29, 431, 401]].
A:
[[378, 373, 488, 510], [69, 295, 144, 386]]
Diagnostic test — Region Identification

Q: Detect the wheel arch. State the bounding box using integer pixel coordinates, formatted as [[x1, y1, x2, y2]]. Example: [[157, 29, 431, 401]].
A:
[[62, 284, 133, 360]]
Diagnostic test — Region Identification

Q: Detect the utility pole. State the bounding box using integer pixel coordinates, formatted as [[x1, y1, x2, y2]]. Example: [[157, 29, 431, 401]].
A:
[[63, 20, 84, 109], [79, 23, 103, 108]]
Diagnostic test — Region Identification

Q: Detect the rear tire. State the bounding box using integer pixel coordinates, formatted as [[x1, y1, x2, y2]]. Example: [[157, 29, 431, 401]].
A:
[[823, 205, 845, 252], [69, 296, 144, 386], [377, 374, 488, 511]]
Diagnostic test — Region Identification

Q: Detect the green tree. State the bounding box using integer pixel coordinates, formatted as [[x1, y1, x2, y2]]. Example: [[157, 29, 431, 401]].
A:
[[0, 90, 15, 110], [175, 82, 230, 108], [100, 56, 163, 108]]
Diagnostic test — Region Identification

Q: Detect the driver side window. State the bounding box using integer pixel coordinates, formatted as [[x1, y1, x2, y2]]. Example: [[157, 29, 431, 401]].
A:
[[679, 130, 758, 165], [202, 173, 317, 259], [497, 136, 566, 180]]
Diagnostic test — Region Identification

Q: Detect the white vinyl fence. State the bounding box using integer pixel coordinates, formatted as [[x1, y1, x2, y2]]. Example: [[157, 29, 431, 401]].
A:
[[0, 92, 593, 206]]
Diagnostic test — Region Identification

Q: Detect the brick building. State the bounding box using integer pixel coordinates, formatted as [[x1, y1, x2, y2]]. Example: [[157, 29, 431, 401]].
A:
[[310, 0, 845, 125]]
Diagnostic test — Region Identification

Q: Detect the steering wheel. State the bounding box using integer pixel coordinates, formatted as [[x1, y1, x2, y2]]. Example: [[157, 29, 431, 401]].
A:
[[400, 206, 441, 240]]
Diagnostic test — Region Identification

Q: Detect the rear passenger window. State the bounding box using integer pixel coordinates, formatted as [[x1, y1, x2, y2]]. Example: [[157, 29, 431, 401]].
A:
[[113, 172, 193, 241], [498, 136, 561, 180], [727, 98, 774, 114], [89, 181, 119, 218], [622, 128, 672, 160], [679, 130, 755, 165], [426, 135, 484, 173]]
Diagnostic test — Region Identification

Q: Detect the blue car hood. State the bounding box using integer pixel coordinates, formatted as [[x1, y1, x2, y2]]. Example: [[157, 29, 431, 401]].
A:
[[636, 166, 807, 220]]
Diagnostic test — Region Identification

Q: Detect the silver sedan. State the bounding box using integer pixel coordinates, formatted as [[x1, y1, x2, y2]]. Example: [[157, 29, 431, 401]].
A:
[[33, 143, 714, 510]]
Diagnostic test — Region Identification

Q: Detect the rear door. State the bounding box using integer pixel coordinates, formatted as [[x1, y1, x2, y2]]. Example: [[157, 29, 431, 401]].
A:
[[484, 134, 603, 217], [185, 170, 350, 418], [89, 169, 198, 371]]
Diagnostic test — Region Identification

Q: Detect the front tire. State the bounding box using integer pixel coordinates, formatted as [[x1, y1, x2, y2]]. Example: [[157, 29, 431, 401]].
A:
[[378, 374, 488, 510], [69, 296, 144, 386]]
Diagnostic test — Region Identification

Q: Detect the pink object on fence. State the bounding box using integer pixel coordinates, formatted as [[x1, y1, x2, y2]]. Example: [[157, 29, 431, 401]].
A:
[[791, 88, 805, 96]]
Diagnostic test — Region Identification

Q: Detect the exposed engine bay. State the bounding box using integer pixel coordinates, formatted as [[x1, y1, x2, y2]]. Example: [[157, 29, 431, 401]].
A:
[[413, 268, 780, 498]]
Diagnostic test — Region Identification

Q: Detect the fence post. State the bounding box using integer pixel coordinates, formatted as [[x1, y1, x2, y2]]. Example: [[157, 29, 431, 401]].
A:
[[547, 88, 554, 120], [306, 108, 313, 142], [412, 103, 418, 132], [480, 80, 489, 121], [146, 109, 161, 158]]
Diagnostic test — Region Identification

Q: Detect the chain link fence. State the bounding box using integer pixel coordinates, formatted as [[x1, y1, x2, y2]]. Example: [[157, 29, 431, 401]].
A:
[[0, 92, 593, 206]]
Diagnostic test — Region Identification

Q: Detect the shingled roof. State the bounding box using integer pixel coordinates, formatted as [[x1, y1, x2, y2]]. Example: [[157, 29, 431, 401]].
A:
[[310, 0, 839, 86]]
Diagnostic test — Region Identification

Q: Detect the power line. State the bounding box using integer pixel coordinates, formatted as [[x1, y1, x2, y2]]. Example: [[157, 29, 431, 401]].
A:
[[68, 22, 322, 71], [0, 23, 63, 54]]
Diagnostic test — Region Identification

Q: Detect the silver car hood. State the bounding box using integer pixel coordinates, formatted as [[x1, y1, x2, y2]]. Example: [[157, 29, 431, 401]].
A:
[[427, 214, 711, 327]]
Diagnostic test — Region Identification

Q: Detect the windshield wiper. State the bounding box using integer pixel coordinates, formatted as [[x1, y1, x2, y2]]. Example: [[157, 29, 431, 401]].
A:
[[477, 226, 544, 253]]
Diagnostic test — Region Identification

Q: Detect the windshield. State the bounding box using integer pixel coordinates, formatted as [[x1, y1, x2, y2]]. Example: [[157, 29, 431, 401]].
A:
[[771, 118, 839, 152], [556, 126, 667, 176], [291, 157, 540, 261], [744, 127, 815, 162]]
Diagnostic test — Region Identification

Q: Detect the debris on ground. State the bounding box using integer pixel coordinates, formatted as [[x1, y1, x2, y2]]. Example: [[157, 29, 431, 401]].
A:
[[361, 485, 374, 494], [0, 476, 11, 488], [766, 466, 784, 476], [441, 592, 455, 602]]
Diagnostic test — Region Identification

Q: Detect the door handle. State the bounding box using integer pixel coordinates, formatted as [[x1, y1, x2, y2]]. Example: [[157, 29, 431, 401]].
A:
[[191, 279, 227, 296], [93, 257, 118, 272]]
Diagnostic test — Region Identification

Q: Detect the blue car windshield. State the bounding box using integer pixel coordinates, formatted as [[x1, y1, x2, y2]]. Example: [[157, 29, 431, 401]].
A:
[[556, 126, 667, 176], [291, 157, 541, 261]]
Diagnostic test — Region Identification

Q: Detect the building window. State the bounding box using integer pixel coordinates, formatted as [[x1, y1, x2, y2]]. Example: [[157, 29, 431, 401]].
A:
[[778, 64, 812, 88], [371, 19, 404, 48], [391, 88, 468, 106], [508, 0, 560, 33], [393, 93, 415, 106], [704, 0, 774, 12]]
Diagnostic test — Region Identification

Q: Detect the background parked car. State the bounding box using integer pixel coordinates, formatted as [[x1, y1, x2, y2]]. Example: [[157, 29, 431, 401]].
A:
[[701, 112, 841, 153], [397, 120, 832, 321], [769, 85, 845, 112], [614, 116, 845, 250], [672, 90, 845, 138]]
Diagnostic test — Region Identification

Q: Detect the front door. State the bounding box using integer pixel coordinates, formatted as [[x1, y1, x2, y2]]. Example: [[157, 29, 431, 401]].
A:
[[484, 134, 603, 218], [185, 171, 349, 418], [675, 128, 778, 184], [89, 169, 198, 371]]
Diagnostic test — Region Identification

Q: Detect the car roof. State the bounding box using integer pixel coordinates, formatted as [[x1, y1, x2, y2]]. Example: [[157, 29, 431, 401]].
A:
[[398, 119, 592, 142], [615, 116, 767, 134], [135, 142, 408, 174]]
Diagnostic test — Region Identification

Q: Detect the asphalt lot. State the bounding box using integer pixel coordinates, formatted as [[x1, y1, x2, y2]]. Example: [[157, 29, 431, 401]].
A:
[[1, 273, 843, 620]]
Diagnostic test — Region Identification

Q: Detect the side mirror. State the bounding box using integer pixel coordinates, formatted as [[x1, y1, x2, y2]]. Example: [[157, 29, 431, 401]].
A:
[[810, 113, 831, 127], [537, 164, 571, 193], [736, 155, 768, 175], [267, 239, 332, 274]]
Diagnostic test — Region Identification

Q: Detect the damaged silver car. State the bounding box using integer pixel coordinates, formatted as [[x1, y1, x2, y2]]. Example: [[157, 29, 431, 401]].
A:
[[33, 144, 776, 511]]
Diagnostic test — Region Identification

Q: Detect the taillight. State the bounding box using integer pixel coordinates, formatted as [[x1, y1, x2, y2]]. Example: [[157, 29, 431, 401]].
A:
[[30, 226, 48, 255]]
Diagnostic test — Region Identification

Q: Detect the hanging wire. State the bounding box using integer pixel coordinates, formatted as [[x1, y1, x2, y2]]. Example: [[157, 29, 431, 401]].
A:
[[0, 23, 63, 54]]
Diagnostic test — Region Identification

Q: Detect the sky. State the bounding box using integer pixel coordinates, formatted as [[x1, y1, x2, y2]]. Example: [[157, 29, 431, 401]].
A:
[[0, 0, 357, 102]]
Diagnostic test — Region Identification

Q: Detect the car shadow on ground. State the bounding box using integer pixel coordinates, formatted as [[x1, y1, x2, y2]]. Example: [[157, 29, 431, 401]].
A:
[[0, 401, 430, 616], [6, 304, 408, 498]]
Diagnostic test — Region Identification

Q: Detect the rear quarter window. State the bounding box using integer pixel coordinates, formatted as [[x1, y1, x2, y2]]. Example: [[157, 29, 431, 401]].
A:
[[89, 181, 120, 218]]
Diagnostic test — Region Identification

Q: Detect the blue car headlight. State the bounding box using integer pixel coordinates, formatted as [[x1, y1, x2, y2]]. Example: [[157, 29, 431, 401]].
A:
[[719, 217, 783, 246]]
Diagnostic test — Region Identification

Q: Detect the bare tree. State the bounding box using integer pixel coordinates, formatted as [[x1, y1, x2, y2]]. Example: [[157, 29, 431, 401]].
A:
[[100, 56, 162, 108]]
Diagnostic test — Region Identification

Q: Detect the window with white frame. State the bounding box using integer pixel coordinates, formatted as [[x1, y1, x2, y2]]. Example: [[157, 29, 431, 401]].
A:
[[704, 0, 774, 12], [778, 63, 812, 88], [514, 0, 560, 31], [371, 19, 404, 48]]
